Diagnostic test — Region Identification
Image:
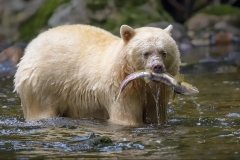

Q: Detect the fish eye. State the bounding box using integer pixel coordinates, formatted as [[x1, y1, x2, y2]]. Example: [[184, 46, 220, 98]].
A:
[[143, 52, 150, 58]]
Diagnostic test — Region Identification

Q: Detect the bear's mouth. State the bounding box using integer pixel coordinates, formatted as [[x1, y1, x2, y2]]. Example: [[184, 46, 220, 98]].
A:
[[150, 69, 166, 83], [146, 68, 166, 83]]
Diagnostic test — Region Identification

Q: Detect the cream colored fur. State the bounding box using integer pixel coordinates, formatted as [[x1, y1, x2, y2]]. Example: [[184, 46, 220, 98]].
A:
[[14, 24, 180, 126]]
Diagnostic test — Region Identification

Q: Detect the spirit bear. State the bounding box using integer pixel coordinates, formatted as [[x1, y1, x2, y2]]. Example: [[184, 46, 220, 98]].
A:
[[14, 24, 181, 126]]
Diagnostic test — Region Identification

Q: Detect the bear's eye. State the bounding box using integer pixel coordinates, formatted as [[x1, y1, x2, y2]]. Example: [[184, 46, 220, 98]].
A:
[[162, 51, 167, 58], [143, 52, 150, 58]]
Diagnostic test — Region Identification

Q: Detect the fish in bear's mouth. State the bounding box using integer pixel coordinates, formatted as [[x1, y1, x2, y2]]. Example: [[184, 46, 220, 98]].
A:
[[115, 70, 199, 101], [149, 64, 166, 83]]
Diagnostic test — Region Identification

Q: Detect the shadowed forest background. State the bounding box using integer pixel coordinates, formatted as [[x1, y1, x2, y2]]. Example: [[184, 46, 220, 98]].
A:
[[0, 0, 240, 42], [1, 0, 240, 74]]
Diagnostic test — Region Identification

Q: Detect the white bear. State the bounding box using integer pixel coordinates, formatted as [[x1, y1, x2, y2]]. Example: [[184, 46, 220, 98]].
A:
[[14, 24, 180, 126]]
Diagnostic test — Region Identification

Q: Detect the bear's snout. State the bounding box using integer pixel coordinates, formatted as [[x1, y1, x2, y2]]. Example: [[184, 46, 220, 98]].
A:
[[152, 64, 166, 73]]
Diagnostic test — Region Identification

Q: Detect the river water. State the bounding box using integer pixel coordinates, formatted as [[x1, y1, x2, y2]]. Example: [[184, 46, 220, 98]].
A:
[[0, 45, 240, 159]]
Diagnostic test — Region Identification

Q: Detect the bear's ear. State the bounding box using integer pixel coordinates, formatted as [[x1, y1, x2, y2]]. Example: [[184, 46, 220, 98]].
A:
[[164, 25, 173, 35], [120, 25, 135, 42]]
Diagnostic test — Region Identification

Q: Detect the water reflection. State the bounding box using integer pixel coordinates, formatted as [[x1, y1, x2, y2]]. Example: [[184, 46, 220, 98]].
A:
[[180, 44, 240, 74]]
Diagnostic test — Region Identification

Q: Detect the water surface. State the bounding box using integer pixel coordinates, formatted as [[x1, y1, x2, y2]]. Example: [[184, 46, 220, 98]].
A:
[[0, 46, 240, 159]]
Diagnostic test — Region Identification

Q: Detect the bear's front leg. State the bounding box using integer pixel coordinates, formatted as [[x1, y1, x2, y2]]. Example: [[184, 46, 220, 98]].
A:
[[143, 83, 171, 124], [108, 96, 145, 126]]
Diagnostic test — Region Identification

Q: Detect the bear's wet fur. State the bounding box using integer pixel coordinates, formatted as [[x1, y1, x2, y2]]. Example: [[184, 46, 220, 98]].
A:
[[14, 24, 180, 126]]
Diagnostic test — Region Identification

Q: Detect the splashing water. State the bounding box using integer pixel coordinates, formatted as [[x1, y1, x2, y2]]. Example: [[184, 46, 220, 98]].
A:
[[152, 87, 161, 126], [144, 83, 149, 123], [1, 71, 240, 159], [191, 96, 202, 125]]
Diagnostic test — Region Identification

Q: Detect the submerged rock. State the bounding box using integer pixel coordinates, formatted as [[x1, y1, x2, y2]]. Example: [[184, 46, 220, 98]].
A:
[[69, 133, 112, 151]]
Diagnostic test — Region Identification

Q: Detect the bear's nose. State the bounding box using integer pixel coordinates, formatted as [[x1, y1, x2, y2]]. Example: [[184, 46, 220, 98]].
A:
[[152, 64, 165, 73]]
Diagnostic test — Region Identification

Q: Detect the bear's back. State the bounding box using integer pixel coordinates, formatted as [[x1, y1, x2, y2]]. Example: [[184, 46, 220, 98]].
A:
[[15, 25, 120, 95], [26, 24, 119, 57]]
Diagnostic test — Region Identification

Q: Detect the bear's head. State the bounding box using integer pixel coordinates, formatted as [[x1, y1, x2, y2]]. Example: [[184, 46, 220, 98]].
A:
[[120, 25, 180, 76]]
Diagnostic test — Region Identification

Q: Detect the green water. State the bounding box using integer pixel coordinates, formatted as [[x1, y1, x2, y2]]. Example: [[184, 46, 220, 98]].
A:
[[0, 72, 240, 159]]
